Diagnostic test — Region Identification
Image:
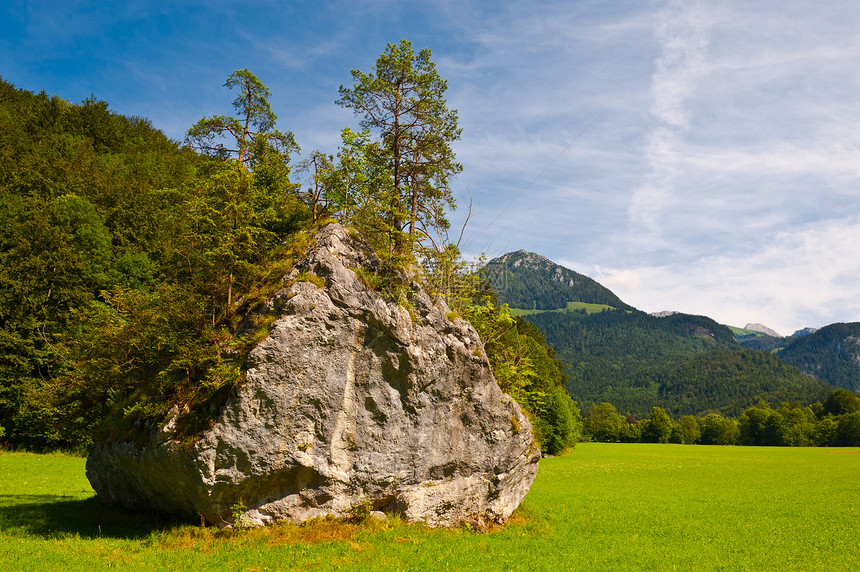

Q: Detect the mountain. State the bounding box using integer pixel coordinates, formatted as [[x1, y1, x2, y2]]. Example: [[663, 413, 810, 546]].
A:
[[733, 327, 786, 352], [732, 322, 860, 391], [792, 327, 818, 338], [650, 310, 679, 318], [777, 323, 860, 392], [486, 250, 631, 311], [487, 251, 834, 418]]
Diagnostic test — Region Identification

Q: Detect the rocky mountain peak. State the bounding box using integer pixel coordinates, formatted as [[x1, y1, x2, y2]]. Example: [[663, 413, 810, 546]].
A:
[[791, 327, 818, 338], [744, 323, 783, 338]]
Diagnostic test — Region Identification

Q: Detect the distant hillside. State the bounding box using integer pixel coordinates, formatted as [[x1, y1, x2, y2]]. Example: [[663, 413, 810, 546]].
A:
[[777, 323, 860, 392], [490, 251, 834, 417], [486, 250, 631, 311], [734, 328, 786, 352], [732, 323, 860, 391], [525, 309, 824, 417]]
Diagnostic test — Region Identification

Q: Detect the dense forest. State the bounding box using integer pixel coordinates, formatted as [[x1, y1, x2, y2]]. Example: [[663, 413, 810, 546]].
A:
[[488, 252, 839, 420], [0, 41, 582, 455], [736, 323, 860, 392], [777, 323, 860, 392], [0, 78, 205, 448], [528, 308, 830, 417]]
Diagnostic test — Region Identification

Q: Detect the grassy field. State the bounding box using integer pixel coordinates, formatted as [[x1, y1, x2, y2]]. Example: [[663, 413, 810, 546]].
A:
[[509, 301, 615, 317], [1, 444, 858, 571]]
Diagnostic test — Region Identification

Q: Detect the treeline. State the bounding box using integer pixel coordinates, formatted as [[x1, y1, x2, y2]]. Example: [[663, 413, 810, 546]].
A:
[[0, 43, 582, 456], [583, 388, 860, 447], [0, 73, 310, 449], [0, 78, 204, 448]]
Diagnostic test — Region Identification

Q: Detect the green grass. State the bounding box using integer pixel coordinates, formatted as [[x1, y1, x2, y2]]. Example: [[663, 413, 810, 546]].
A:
[[510, 301, 615, 317], [727, 325, 767, 340], [2, 444, 858, 570]]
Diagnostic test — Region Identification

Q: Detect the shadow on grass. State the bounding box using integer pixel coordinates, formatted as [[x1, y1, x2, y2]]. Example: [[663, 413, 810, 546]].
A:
[[0, 494, 191, 539]]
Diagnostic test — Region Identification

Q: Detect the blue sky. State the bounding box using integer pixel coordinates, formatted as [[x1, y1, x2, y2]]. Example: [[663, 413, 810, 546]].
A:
[[4, 0, 860, 335]]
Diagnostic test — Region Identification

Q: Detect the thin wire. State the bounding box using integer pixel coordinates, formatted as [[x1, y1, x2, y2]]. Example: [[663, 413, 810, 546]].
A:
[[463, 110, 605, 252]]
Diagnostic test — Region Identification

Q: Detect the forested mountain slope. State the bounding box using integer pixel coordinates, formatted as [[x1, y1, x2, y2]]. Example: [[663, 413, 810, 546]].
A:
[[489, 251, 834, 418], [777, 323, 860, 392], [487, 250, 632, 310]]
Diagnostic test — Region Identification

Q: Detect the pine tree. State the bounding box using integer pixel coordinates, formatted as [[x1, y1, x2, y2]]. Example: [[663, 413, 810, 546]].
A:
[[336, 39, 461, 256]]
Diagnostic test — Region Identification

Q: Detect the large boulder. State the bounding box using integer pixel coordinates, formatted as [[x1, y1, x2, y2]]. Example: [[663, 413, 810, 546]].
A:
[[86, 223, 540, 527]]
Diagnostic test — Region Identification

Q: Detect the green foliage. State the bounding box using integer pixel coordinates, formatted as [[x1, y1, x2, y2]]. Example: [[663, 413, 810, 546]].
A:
[[676, 415, 701, 444], [0, 72, 315, 450], [535, 387, 583, 454], [336, 39, 462, 256], [824, 387, 860, 415], [735, 333, 786, 352], [346, 498, 375, 524], [582, 389, 860, 447], [641, 406, 673, 443], [0, 78, 200, 449], [698, 413, 739, 445], [185, 69, 299, 166], [294, 272, 326, 289], [529, 307, 831, 418], [837, 410, 860, 446], [583, 402, 625, 442], [230, 502, 251, 529]]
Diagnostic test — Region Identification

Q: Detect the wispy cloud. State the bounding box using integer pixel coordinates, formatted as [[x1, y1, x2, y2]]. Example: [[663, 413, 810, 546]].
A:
[[628, 0, 714, 238]]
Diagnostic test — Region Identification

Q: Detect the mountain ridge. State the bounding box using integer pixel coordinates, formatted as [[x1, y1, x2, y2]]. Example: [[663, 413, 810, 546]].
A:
[[486, 251, 841, 417]]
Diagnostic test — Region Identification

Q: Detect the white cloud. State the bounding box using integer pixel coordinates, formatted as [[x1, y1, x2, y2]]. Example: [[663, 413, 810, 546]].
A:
[[601, 215, 860, 334], [629, 0, 715, 237], [591, 267, 643, 292]]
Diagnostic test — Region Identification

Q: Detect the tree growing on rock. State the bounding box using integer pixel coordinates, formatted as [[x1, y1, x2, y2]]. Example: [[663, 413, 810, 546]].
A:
[[185, 69, 299, 167], [336, 39, 461, 256]]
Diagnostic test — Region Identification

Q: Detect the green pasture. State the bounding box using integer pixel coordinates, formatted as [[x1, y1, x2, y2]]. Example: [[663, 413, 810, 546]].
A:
[[1, 444, 858, 571], [509, 301, 614, 317]]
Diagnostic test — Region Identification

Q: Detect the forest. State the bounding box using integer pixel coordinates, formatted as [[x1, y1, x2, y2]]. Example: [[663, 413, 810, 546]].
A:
[[0, 40, 581, 455], [528, 308, 831, 417]]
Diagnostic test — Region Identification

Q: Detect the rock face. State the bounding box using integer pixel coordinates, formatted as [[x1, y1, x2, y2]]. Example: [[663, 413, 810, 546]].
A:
[[744, 323, 783, 338], [791, 327, 818, 338], [86, 223, 539, 528]]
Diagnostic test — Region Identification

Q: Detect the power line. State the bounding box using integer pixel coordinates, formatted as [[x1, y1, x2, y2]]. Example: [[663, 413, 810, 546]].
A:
[[463, 110, 604, 252]]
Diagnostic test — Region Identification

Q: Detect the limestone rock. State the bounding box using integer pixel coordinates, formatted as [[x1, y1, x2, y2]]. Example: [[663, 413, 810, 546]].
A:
[[744, 322, 783, 338], [86, 223, 539, 528]]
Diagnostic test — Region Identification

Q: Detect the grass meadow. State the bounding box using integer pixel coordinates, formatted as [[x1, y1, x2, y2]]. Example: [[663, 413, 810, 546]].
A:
[[1, 443, 858, 571], [508, 301, 615, 317]]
